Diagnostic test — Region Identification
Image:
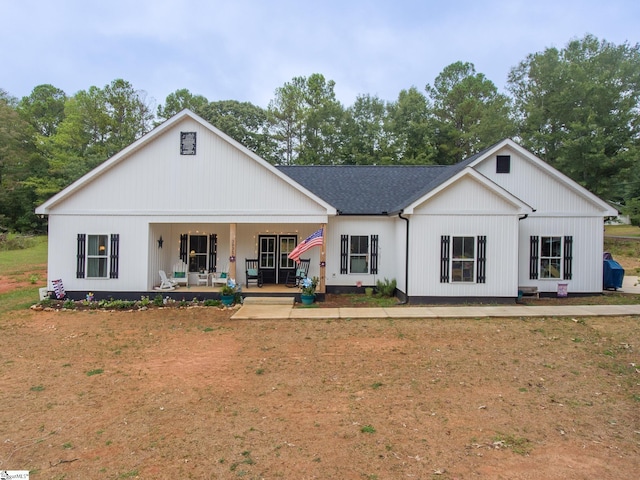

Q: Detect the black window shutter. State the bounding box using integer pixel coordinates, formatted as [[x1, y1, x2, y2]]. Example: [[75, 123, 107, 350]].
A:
[[440, 235, 450, 283], [209, 234, 217, 273], [109, 234, 120, 279], [563, 236, 573, 280], [179, 234, 188, 264], [476, 236, 486, 283], [76, 233, 86, 278], [370, 235, 379, 275], [530, 236, 539, 279], [340, 235, 348, 274]]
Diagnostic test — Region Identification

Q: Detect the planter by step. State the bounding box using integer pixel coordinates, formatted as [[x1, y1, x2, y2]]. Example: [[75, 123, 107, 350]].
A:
[[220, 294, 235, 306], [300, 294, 315, 305]]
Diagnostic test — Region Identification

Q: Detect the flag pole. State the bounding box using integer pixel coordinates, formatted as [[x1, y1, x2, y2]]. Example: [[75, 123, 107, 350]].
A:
[[319, 223, 326, 294]]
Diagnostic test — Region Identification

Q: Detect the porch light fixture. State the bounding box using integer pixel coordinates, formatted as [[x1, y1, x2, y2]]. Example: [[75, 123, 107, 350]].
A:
[[158, 236, 164, 248], [189, 250, 196, 258]]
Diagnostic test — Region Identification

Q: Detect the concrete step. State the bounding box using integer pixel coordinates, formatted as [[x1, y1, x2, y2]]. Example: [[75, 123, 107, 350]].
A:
[[242, 296, 295, 305]]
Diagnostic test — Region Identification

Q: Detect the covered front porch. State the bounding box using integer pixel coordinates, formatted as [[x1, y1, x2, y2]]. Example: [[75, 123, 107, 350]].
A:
[[148, 221, 327, 294], [151, 282, 324, 302]]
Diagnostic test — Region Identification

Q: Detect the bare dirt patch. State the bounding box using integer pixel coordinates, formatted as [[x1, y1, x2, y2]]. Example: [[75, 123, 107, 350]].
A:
[[1, 308, 638, 479], [0, 267, 46, 294]]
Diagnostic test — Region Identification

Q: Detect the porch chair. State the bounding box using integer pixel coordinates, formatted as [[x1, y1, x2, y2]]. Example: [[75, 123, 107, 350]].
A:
[[245, 259, 263, 288], [158, 270, 177, 290], [169, 261, 189, 286], [285, 258, 311, 288]]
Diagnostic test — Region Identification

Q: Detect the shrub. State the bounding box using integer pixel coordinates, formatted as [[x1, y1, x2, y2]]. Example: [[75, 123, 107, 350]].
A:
[[62, 299, 76, 309], [0, 233, 36, 251], [376, 278, 397, 297]]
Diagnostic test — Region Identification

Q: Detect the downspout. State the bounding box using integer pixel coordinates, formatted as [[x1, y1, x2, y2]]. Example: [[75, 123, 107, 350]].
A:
[[397, 211, 409, 305]]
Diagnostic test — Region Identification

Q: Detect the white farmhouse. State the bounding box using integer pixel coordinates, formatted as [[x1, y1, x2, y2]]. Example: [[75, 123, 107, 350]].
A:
[[36, 110, 617, 302]]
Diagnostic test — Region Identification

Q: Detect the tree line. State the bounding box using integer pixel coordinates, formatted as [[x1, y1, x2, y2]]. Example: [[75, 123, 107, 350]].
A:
[[1, 34, 640, 232]]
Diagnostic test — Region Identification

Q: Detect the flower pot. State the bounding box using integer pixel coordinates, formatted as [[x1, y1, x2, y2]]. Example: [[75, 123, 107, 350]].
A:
[[300, 293, 315, 305], [220, 294, 235, 306]]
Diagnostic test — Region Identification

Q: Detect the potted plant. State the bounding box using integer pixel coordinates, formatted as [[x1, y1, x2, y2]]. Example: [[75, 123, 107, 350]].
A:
[[300, 276, 318, 305], [219, 279, 238, 306]]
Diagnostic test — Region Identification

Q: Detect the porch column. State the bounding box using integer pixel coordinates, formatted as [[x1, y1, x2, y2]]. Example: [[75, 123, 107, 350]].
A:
[[319, 223, 326, 293], [230, 223, 237, 281]]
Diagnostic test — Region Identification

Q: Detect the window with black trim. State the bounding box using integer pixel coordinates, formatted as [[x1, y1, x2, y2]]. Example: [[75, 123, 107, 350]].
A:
[[189, 235, 207, 272], [440, 235, 486, 283], [180, 233, 218, 273], [180, 131, 197, 155], [452, 236, 475, 282], [529, 235, 573, 280], [340, 234, 379, 274], [496, 155, 510, 173], [76, 233, 119, 278]]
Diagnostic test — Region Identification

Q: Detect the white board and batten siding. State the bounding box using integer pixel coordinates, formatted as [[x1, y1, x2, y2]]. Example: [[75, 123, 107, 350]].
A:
[[518, 216, 605, 294], [325, 216, 398, 288], [46, 117, 328, 219], [408, 172, 524, 298], [39, 113, 332, 292], [473, 142, 616, 294], [473, 143, 615, 217], [46, 215, 149, 292]]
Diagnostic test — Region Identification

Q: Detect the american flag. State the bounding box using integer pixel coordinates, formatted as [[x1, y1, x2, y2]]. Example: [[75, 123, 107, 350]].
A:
[[52, 279, 66, 299], [288, 228, 324, 262]]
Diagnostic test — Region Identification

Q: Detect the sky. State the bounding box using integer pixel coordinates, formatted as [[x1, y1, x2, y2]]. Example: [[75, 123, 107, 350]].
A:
[[1, 0, 639, 110]]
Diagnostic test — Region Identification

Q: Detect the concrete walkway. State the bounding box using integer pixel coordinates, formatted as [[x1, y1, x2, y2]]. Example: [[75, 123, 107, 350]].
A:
[[232, 276, 640, 320], [232, 303, 640, 320]]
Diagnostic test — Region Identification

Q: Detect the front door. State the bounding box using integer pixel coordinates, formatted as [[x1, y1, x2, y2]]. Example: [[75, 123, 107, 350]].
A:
[[259, 235, 297, 284]]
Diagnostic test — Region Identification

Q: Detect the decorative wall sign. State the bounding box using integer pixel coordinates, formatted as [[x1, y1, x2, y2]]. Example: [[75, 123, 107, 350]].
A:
[[180, 132, 197, 155]]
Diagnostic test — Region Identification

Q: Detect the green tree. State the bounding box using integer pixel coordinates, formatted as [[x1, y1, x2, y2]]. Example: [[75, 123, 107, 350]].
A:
[[201, 100, 277, 162], [339, 94, 391, 165], [508, 35, 640, 200], [0, 91, 44, 231], [427, 61, 514, 164], [385, 87, 435, 164], [17, 84, 67, 137], [298, 73, 344, 165], [267, 74, 344, 165], [157, 88, 209, 122]]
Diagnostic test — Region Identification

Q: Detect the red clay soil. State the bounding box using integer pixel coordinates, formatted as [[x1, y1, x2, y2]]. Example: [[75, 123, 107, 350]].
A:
[[0, 304, 638, 479]]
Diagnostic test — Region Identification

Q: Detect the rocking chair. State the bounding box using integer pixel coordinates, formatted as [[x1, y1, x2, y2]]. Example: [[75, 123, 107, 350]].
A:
[[245, 259, 263, 288], [285, 258, 310, 288]]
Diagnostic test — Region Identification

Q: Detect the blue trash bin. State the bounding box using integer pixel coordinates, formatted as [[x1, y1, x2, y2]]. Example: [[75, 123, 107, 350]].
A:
[[603, 252, 624, 290]]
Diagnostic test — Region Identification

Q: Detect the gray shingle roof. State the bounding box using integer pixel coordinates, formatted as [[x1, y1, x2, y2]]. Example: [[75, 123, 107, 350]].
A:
[[277, 164, 457, 215], [277, 140, 508, 215]]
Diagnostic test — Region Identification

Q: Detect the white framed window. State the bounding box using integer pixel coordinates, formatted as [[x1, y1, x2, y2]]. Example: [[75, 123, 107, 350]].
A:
[[87, 234, 109, 278], [529, 236, 573, 280], [540, 236, 562, 279], [451, 236, 475, 282], [350, 235, 369, 273], [440, 235, 486, 284], [340, 234, 379, 275]]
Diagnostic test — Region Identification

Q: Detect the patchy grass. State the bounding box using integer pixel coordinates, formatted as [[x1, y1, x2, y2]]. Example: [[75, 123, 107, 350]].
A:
[[605, 224, 640, 237], [0, 235, 47, 274]]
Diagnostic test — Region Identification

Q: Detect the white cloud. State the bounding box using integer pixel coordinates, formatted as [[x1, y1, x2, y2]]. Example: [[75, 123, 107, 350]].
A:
[[2, 0, 638, 107]]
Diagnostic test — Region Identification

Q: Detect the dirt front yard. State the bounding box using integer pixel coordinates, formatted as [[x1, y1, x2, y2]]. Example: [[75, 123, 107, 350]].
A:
[[0, 307, 638, 479]]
